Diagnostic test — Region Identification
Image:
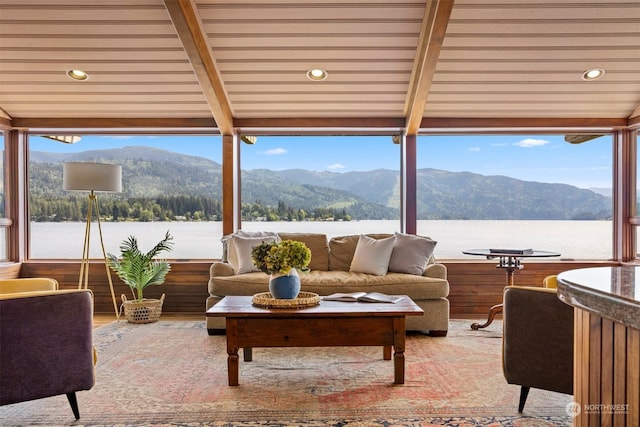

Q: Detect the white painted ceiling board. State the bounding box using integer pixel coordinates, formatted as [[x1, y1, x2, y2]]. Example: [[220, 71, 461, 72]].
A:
[[0, 0, 638, 125]]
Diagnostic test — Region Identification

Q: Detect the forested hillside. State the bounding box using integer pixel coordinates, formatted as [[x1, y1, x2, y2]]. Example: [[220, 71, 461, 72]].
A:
[[28, 146, 611, 222]]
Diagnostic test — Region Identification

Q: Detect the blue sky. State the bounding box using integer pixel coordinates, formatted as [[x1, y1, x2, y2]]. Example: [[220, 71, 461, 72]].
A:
[[30, 133, 612, 189]]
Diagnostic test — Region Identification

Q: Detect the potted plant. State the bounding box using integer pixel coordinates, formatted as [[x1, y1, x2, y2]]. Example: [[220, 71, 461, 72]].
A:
[[107, 231, 173, 323], [251, 240, 311, 299]]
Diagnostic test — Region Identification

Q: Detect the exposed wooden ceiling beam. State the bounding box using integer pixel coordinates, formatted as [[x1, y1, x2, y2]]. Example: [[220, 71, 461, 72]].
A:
[[630, 104, 640, 120], [404, 0, 454, 135], [0, 108, 12, 121], [164, 0, 234, 135]]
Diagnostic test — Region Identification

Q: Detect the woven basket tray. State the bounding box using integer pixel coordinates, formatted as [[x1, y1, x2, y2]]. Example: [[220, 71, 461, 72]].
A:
[[252, 291, 320, 309], [121, 294, 165, 324]]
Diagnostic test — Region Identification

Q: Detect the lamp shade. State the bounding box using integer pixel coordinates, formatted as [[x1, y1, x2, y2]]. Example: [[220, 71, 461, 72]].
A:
[[63, 162, 122, 192]]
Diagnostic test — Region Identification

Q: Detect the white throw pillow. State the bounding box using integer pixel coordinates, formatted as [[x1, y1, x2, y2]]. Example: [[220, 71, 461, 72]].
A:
[[349, 234, 396, 276], [388, 232, 437, 276], [229, 235, 278, 274], [223, 230, 279, 264]]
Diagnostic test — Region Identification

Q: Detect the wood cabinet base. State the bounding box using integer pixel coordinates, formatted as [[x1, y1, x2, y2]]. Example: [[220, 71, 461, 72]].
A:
[[573, 309, 639, 426]]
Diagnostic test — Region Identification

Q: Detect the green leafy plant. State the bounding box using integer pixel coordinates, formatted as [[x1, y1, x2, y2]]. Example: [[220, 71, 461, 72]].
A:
[[107, 231, 174, 301], [251, 239, 311, 275]]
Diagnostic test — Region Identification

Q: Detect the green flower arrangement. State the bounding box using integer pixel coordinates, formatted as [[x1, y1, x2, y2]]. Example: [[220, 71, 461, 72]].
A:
[[251, 239, 311, 275]]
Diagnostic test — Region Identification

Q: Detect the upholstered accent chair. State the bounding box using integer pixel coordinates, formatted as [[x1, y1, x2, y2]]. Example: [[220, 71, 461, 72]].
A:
[[542, 274, 558, 289], [502, 284, 574, 412], [0, 277, 59, 293], [0, 283, 95, 420]]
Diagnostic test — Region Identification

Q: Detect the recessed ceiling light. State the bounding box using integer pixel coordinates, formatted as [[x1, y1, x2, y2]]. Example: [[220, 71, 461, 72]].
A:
[[306, 68, 328, 81], [581, 68, 605, 81], [66, 69, 89, 81]]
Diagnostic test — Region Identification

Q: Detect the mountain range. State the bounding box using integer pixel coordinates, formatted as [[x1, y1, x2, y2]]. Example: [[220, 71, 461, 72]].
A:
[[28, 146, 612, 220]]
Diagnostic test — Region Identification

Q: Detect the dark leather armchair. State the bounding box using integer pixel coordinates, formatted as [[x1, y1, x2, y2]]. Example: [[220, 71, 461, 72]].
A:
[[0, 289, 95, 420], [502, 285, 574, 412]]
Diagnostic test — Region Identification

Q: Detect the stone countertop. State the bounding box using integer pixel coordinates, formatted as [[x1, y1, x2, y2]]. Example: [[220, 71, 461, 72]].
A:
[[557, 266, 640, 330]]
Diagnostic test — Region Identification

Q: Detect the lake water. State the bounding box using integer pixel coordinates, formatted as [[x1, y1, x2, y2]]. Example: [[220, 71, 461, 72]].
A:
[[30, 220, 612, 260]]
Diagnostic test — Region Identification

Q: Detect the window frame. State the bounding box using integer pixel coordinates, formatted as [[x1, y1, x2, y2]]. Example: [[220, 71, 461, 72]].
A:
[[25, 131, 223, 260], [0, 123, 636, 264], [0, 130, 9, 261], [411, 128, 624, 262], [238, 133, 402, 231]]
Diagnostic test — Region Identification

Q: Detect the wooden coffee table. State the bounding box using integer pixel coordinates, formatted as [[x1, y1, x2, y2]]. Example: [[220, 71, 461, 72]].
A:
[[206, 295, 424, 386]]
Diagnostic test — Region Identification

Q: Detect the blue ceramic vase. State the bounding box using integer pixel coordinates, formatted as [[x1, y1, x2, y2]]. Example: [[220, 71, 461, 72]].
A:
[[269, 269, 301, 299]]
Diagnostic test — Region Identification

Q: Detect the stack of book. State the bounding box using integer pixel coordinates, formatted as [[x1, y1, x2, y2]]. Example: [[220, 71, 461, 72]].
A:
[[489, 248, 534, 255]]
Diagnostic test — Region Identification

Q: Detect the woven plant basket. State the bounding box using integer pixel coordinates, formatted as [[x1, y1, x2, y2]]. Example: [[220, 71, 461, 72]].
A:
[[121, 293, 165, 324]]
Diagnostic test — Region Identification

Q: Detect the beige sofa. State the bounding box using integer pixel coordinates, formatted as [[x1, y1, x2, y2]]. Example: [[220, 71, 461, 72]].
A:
[[206, 232, 449, 336]]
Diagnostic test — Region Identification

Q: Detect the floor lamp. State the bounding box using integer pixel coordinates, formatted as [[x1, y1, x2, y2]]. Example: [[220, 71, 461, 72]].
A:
[[63, 162, 122, 319]]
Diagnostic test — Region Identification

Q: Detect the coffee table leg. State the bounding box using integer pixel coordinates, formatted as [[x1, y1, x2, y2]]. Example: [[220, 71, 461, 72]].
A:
[[393, 317, 406, 384], [226, 318, 240, 386], [383, 346, 392, 360], [243, 347, 253, 362]]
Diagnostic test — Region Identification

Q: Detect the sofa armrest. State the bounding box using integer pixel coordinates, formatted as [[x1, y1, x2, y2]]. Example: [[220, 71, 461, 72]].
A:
[[210, 262, 235, 277], [423, 263, 447, 280]]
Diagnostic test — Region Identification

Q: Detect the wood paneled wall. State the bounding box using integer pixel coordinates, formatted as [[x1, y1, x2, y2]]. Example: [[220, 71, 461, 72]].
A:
[[19, 261, 212, 315], [0, 263, 21, 279], [445, 260, 617, 317], [15, 260, 617, 317]]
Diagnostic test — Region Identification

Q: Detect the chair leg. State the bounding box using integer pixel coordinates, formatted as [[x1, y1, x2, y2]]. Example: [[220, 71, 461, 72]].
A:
[[518, 386, 530, 412], [66, 392, 80, 420]]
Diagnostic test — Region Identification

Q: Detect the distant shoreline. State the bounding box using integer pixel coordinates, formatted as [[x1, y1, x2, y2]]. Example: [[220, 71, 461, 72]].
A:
[[31, 220, 612, 260]]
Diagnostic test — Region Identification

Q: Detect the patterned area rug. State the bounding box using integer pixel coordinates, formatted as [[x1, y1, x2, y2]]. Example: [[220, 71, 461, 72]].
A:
[[1, 319, 574, 426]]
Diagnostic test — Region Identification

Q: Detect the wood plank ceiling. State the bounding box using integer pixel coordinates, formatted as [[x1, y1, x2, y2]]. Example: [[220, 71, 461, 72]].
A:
[[0, 0, 639, 133]]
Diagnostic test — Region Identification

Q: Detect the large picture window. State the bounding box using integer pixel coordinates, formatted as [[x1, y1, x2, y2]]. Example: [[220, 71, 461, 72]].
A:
[[417, 134, 613, 260], [240, 135, 400, 236], [28, 134, 222, 259]]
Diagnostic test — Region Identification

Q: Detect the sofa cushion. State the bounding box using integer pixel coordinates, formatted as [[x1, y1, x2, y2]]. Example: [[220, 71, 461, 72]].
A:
[[209, 270, 449, 300], [349, 234, 395, 276], [277, 232, 329, 271], [222, 230, 280, 263], [229, 235, 278, 274], [328, 233, 393, 271], [388, 232, 437, 276]]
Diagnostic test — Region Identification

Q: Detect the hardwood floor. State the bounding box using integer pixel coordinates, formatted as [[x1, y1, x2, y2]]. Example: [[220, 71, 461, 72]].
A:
[[93, 313, 488, 329], [93, 313, 204, 328]]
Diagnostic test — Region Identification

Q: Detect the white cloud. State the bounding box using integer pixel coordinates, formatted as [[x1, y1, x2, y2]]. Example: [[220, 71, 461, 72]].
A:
[[468, 147, 481, 152], [263, 148, 287, 155], [326, 163, 346, 170], [514, 138, 550, 148]]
